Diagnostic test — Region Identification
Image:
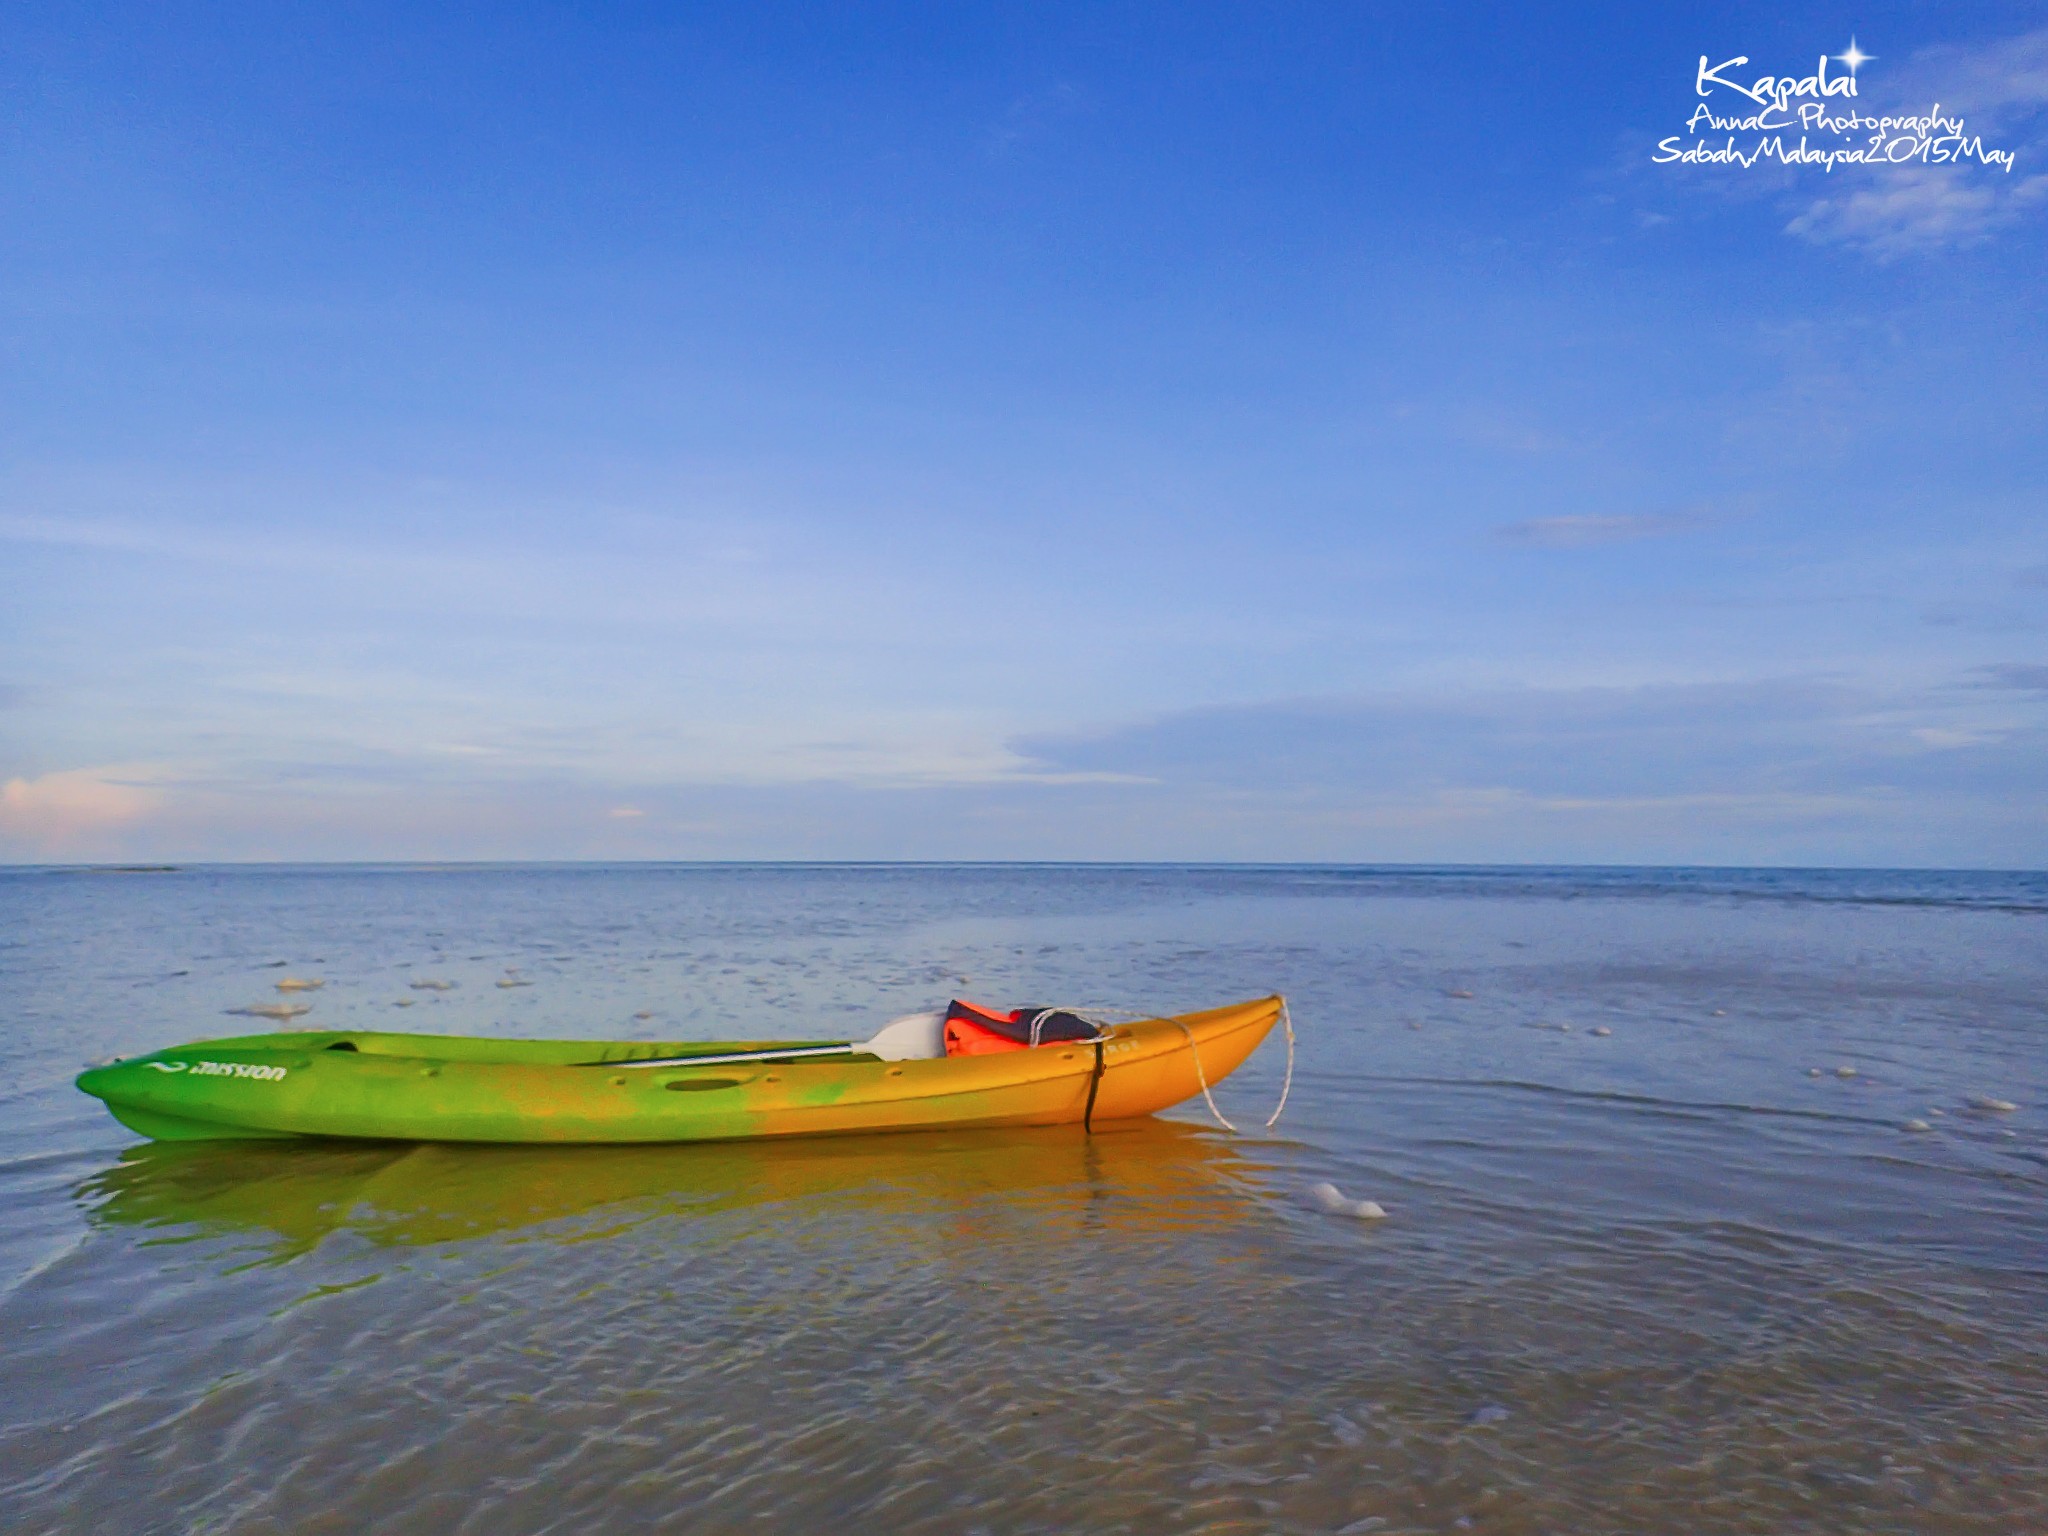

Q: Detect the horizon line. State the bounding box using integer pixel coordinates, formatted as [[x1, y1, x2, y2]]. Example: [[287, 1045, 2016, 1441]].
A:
[[5, 860, 2044, 876]]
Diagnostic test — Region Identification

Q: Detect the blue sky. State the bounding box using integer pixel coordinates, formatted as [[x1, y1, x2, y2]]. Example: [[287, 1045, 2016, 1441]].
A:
[[3, 2, 2045, 863]]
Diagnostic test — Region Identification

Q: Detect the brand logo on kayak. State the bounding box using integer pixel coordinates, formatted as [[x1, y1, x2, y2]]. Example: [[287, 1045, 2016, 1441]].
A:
[[145, 1060, 287, 1082]]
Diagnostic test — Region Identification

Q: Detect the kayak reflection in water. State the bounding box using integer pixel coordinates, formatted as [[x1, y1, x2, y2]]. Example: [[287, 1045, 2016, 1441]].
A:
[[76, 1117, 1273, 1268]]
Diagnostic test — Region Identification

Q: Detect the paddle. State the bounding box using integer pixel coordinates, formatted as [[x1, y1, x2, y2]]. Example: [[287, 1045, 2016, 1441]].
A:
[[584, 1010, 947, 1071], [597, 1042, 859, 1071]]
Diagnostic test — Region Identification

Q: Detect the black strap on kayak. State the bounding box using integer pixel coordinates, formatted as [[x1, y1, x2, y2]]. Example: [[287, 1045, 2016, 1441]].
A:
[[1082, 1037, 1106, 1132]]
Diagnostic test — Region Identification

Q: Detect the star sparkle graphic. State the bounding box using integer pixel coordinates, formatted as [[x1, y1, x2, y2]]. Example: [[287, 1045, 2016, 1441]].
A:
[[1833, 38, 1874, 75]]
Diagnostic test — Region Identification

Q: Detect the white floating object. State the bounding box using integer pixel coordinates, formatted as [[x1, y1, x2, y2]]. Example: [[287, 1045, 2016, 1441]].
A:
[[1445, 989, 1475, 999], [1835, 1065, 1858, 1078], [393, 998, 415, 1008], [1309, 1182, 1387, 1220], [274, 977, 325, 992], [1807, 1068, 1823, 1078], [1928, 1108, 1945, 1117], [1712, 1009, 1727, 1017], [409, 979, 456, 991], [1589, 1025, 1612, 1037], [1903, 1119, 1932, 1133], [1969, 1096, 2019, 1113], [1327, 1413, 1367, 1449], [227, 1002, 310, 1020], [495, 978, 532, 989]]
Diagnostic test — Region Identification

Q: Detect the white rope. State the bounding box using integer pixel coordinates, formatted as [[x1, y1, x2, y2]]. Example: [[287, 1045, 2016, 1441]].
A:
[[1265, 997, 1297, 1130], [1027, 1007, 1075, 1047], [1172, 995, 1296, 1135], [1171, 1017, 1239, 1133]]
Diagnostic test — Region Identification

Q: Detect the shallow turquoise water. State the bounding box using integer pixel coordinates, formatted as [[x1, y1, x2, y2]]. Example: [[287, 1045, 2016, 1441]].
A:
[[2, 864, 2044, 1533]]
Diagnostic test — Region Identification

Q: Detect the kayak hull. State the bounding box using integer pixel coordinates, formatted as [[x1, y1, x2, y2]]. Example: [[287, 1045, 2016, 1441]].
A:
[[75, 997, 1284, 1145]]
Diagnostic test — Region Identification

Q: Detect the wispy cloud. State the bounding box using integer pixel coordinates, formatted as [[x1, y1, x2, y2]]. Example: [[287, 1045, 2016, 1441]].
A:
[[1898, 26, 2048, 124], [1970, 662, 2048, 693], [986, 82, 1088, 157], [1015, 676, 2047, 803], [5, 675, 2041, 863], [1787, 27, 2048, 257], [1788, 173, 2048, 258], [1492, 509, 1706, 548]]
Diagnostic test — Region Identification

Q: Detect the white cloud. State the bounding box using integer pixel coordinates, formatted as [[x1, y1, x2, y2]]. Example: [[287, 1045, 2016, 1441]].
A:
[[0, 768, 162, 851], [1898, 26, 2048, 124], [1786, 28, 2048, 257], [1787, 173, 2048, 258]]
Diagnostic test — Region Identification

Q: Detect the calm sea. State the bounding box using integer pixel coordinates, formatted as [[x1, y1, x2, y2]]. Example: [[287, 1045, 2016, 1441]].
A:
[[1, 864, 2044, 1534]]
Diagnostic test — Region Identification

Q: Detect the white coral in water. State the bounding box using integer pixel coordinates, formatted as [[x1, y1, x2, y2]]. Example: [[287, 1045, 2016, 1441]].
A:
[[1309, 1182, 1387, 1220], [227, 1002, 310, 1021]]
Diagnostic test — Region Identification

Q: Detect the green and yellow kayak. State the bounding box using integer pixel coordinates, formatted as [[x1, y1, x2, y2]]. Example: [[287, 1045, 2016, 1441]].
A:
[[75, 996, 1284, 1145]]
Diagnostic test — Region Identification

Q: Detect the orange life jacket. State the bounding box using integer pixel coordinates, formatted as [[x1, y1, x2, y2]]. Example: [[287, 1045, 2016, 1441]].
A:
[[941, 1000, 1100, 1057]]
